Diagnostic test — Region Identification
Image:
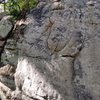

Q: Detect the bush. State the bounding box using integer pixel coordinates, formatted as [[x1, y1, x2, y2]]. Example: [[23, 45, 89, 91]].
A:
[[6, 0, 38, 18]]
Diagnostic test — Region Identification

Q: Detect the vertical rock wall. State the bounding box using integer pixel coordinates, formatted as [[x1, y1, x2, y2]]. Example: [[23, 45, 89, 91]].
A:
[[0, 0, 100, 100], [13, 0, 100, 100]]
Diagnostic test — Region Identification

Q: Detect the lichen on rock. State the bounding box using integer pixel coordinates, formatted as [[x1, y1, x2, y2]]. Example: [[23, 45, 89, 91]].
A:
[[0, 0, 100, 100]]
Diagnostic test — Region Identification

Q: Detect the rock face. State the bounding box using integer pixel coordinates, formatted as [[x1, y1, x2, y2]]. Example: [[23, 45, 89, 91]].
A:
[[0, 64, 15, 89], [0, 15, 18, 65], [0, 64, 16, 100], [13, 57, 74, 100], [0, 0, 100, 100], [0, 15, 17, 100], [12, 0, 100, 100]]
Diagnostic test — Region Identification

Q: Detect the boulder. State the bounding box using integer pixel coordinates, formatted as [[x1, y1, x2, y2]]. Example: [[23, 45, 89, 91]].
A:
[[0, 64, 16, 90], [0, 15, 18, 66], [1, 0, 100, 100], [13, 57, 74, 100], [1, 39, 18, 65], [0, 64, 16, 100], [0, 16, 13, 38]]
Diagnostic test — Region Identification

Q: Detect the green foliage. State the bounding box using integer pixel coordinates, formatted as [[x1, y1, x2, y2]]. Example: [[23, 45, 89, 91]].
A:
[[18, 0, 38, 10], [6, 0, 38, 18], [7, 0, 20, 17]]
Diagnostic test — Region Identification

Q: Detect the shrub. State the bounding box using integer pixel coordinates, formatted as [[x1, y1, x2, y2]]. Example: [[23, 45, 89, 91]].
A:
[[6, 0, 38, 18]]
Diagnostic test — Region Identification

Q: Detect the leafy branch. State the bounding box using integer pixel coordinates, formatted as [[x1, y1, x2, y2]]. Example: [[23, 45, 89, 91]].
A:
[[0, 0, 38, 19]]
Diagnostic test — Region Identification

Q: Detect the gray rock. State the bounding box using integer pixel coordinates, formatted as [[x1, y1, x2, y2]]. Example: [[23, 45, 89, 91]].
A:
[[1, 39, 18, 65], [0, 64, 16, 90], [0, 16, 14, 65], [13, 57, 74, 100], [1, 0, 100, 100], [0, 16, 13, 38]]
